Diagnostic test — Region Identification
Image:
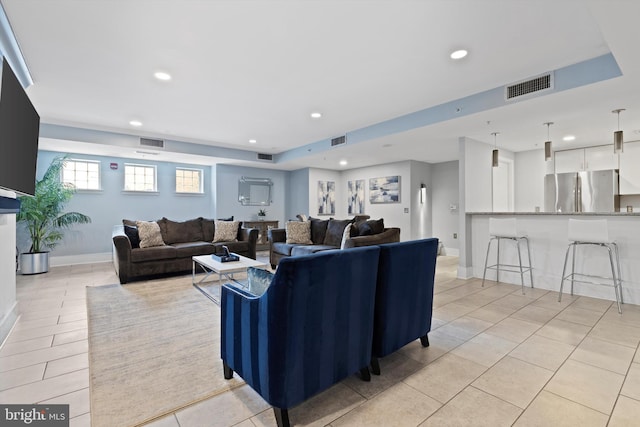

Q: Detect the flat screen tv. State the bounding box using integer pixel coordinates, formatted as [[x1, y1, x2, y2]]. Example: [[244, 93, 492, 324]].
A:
[[0, 58, 40, 196]]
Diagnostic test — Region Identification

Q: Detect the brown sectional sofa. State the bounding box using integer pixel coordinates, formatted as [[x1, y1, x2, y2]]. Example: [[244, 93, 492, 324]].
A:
[[112, 217, 258, 284], [268, 217, 400, 269]]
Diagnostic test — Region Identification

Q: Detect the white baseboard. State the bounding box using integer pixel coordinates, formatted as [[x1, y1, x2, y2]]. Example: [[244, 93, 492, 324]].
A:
[[457, 266, 474, 279], [50, 252, 112, 267], [442, 247, 459, 257], [0, 302, 18, 347]]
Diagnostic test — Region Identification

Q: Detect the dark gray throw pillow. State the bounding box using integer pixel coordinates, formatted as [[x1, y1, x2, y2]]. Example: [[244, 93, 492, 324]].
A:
[[124, 225, 141, 248], [309, 217, 329, 244], [358, 218, 385, 236], [323, 219, 352, 247]]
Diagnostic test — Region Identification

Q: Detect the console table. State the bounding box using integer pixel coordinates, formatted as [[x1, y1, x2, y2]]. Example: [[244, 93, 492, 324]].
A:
[[243, 220, 279, 251]]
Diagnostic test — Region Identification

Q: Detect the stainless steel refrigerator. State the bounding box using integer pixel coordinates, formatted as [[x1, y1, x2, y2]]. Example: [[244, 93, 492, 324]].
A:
[[544, 170, 619, 212]]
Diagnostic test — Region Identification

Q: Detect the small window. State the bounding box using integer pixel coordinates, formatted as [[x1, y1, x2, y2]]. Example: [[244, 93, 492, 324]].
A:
[[176, 167, 203, 194], [124, 163, 157, 192], [62, 159, 101, 190]]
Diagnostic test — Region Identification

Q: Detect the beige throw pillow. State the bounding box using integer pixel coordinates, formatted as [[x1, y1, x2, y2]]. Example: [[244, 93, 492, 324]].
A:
[[340, 223, 352, 249], [136, 221, 165, 248], [213, 220, 240, 242], [286, 221, 312, 244]]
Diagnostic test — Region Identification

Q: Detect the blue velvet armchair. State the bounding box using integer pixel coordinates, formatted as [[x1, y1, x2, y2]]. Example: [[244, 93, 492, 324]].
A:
[[220, 246, 381, 427], [371, 238, 439, 374]]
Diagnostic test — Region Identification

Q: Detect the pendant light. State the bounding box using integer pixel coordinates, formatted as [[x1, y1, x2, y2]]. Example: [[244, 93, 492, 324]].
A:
[[612, 109, 625, 153], [491, 132, 499, 167], [544, 122, 553, 161]]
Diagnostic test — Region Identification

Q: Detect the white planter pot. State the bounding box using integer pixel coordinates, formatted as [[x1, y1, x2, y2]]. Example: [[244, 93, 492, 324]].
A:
[[20, 252, 49, 275]]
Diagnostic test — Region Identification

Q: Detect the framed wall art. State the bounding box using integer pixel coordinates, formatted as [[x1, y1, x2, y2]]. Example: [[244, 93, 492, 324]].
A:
[[317, 180, 335, 215], [348, 179, 365, 214], [369, 175, 400, 203]]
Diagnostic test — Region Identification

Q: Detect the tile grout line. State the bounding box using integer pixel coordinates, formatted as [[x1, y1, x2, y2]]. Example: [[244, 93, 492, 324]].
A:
[[509, 300, 615, 425]]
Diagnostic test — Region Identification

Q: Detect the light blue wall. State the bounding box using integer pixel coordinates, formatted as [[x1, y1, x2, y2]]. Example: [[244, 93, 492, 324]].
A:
[[215, 164, 288, 225], [17, 150, 215, 256], [286, 168, 309, 220]]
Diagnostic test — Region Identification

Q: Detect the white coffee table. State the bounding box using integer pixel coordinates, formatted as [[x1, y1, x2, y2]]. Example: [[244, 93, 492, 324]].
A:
[[192, 253, 268, 304]]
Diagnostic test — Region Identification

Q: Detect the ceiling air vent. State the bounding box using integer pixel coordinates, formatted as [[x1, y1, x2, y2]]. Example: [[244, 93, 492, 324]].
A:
[[139, 137, 164, 149], [505, 73, 553, 100], [257, 153, 273, 161], [331, 135, 347, 147]]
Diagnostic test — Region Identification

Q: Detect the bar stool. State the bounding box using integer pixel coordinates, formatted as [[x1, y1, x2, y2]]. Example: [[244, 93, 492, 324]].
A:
[[482, 217, 533, 294], [559, 219, 623, 313]]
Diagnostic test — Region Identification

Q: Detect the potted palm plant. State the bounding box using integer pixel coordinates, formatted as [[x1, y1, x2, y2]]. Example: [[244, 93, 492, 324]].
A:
[[17, 156, 91, 274]]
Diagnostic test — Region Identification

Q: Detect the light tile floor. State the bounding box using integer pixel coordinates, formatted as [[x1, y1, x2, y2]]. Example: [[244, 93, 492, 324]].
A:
[[2, 255, 640, 426]]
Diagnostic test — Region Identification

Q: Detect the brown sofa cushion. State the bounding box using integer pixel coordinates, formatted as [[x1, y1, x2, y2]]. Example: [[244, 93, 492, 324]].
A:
[[130, 245, 177, 262], [291, 245, 337, 256], [323, 219, 352, 247], [160, 217, 204, 244], [172, 241, 216, 257], [213, 240, 249, 255], [202, 218, 215, 242], [272, 242, 298, 256]]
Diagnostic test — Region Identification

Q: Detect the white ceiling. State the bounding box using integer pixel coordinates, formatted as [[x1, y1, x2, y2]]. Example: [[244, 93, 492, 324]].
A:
[[3, 0, 640, 170]]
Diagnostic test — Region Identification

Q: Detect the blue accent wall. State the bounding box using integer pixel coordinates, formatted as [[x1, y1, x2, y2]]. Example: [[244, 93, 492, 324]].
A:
[[286, 168, 309, 220], [18, 150, 215, 256], [215, 164, 288, 224]]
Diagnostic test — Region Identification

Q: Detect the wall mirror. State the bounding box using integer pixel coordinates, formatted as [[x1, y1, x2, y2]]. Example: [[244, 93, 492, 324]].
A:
[[238, 177, 273, 206]]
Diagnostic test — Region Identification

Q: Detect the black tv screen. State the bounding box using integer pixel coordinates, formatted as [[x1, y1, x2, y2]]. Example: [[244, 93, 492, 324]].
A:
[[0, 58, 40, 196]]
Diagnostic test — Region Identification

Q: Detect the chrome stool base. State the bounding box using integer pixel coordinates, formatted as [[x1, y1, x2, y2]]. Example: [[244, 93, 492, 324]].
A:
[[559, 241, 623, 314], [482, 236, 534, 294]]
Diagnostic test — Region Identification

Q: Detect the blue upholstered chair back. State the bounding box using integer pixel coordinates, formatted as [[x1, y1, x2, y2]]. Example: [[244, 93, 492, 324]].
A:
[[372, 238, 438, 358], [221, 246, 381, 410]]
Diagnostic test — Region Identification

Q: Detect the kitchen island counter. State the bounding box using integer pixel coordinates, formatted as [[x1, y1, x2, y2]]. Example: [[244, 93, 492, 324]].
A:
[[468, 211, 640, 216], [467, 213, 640, 305]]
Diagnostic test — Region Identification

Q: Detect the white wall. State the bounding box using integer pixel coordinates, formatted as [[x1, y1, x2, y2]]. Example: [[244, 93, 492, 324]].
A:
[[515, 148, 546, 212], [410, 161, 432, 240], [307, 168, 343, 219], [0, 189, 18, 344], [340, 161, 413, 241], [464, 138, 494, 212], [432, 161, 459, 255]]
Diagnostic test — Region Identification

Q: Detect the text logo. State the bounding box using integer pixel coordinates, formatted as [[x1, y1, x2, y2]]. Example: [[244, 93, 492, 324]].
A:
[[1, 405, 69, 426]]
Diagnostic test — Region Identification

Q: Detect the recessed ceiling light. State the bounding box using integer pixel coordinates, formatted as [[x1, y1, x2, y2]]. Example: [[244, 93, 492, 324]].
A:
[[310, 112, 322, 119], [563, 135, 576, 141], [154, 71, 171, 81], [450, 49, 468, 59], [249, 139, 257, 144], [339, 160, 348, 166], [129, 120, 142, 127]]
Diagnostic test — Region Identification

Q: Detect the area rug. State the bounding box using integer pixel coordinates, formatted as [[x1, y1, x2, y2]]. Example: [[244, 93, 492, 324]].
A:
[[86, 278, 244, 427]]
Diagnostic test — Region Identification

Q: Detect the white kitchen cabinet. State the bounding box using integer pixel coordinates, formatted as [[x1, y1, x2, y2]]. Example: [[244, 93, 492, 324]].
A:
[[554, 149, 584, 173], [585, 145, 618, 171], [555, 145, 618, 173], [619, 141, 640, 194]]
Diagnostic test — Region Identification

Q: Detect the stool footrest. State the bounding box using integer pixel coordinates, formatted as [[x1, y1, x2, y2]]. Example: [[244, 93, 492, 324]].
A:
[[561, 272, 621, 287], [485, 264, 532, 274]]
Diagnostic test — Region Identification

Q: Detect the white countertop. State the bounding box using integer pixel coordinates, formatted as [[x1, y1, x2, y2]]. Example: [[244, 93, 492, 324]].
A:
[[467, 211, 640, 216]]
